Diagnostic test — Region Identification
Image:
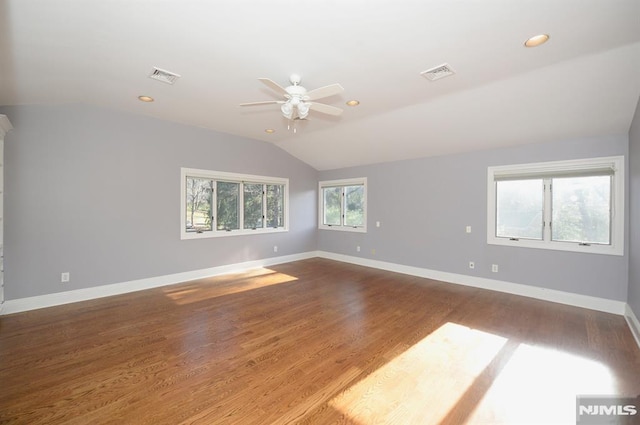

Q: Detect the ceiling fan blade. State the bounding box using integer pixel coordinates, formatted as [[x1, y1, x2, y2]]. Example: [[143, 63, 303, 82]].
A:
[[240, 100, 284, 107], [258, 78, 288, 96], [308, 102, 343, 116], [305, 83, 344, 101]]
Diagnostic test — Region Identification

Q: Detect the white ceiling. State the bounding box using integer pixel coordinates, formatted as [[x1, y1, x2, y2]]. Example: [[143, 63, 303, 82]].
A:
[[1, 0, 639, 170]]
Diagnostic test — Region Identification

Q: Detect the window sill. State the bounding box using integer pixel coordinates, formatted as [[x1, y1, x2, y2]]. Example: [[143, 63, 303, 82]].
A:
[[487, 236, 623, 256], [319, 225, 367, 233], [181, 227, 288, 240]]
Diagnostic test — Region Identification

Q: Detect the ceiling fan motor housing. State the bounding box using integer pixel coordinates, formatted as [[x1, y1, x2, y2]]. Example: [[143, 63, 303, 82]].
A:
[[286, 85, 307, 98], [289, 74, 302, 85]]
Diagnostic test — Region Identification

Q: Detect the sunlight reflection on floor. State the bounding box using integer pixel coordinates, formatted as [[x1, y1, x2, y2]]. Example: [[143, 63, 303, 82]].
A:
[[467, 343, 615, 424], [330, 321, 616, 425], [162, 268, 298, 305], [330, 322, 508, 424]]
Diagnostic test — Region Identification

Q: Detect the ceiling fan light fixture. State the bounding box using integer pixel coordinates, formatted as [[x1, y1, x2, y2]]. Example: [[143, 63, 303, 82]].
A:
[[524, 34, 550, 47], [138, 95, 154, 102], [346, 100, 360, 107], [297, 102, 310, 119], [281, 102, 293, 119]]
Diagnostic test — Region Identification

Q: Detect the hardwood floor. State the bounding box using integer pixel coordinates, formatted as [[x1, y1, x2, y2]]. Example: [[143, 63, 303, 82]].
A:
[[1, 258, 639, 424]]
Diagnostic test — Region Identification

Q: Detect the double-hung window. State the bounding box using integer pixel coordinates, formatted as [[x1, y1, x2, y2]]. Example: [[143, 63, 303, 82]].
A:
[[319, 178, 367, 232], [487, 156, 624, 255], [181, 168, 288, 239]]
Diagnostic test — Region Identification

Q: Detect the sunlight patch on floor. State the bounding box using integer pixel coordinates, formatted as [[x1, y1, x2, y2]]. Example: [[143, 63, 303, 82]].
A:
[[329, 322, 508, 425], [162, 268, 298, 305], [467, 343, 615, 424]]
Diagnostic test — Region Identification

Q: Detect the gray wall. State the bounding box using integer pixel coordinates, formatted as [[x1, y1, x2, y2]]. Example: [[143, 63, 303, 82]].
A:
[[0, 104, 318, 299], [629, 98, 640, 316], [2, 102, 634, 305], [319, 135, 629, 301]]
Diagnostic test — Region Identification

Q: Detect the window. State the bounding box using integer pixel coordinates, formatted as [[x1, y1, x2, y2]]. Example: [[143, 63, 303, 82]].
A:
[[487, 156, 624, 255], [181, 168, 288, 239], [319, 178, 367, 232]]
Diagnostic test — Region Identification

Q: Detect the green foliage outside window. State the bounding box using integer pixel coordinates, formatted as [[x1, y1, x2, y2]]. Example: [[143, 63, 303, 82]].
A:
[[552, 176, 610, 244], [266, 184, 284, 228], [323, 187, 342, 225], [185, 175, 286, 233], [217, 181, 240, 231], [186, 178, 213, 232]]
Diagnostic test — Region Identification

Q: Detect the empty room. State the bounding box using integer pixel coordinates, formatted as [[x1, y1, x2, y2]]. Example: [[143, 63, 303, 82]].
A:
[[1, 1, 640, 424]]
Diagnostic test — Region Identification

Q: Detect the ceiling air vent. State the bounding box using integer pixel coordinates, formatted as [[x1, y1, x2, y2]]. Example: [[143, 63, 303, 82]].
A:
[[420, 63, 456, 81], [148, 67, 181, 85]]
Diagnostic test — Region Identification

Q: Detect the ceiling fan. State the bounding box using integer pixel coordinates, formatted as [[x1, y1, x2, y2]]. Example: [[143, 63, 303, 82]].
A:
[[240, 74, 344, 120]]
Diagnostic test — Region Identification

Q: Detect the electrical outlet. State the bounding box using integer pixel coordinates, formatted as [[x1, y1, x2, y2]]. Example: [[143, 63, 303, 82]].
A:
[[371, 248, 376, 255], [469, 261, 475, 269], [273, 245, 278, 253], [357, 245, 361, 252], [376, 221, 381, 228], [61, 272, 70, 283], [492, 264, 499, 273], [466, 226, 472, 233]]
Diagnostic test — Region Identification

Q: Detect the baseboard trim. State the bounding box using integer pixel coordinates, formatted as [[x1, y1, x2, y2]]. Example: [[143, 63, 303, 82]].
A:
[[624, 304, 640, 350], [0, 251, 319, 315], [316, 251, 627, 315], [1, 250, 629, 319]]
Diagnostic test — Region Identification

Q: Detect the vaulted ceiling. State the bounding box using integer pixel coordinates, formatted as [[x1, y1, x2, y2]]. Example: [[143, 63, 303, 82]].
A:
[[1, 0, 639, 170]]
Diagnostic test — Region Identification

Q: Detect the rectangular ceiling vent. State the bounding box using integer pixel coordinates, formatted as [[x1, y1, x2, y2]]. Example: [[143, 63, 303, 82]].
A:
[[148, 67, 181, 85], [420, 63, 456, 81]]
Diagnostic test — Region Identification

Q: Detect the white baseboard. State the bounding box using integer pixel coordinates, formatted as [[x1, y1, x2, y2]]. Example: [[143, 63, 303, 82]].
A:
[[316, 251, 627, 315], [0, 251, 319, 315], [625, 304, 640, 350], [1, 250, 630, 321]]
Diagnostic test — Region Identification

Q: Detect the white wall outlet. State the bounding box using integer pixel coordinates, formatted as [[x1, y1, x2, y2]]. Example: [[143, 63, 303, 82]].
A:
[[492, 264, 499, 273], [371, 248, 376, 255], [357, 245, 361, 252], [273, 245, 278, 253], [466, 226, 472, 233], [469, 261, 475, 269], [376, 221, 381, 228], [61, 272, 70, 283]]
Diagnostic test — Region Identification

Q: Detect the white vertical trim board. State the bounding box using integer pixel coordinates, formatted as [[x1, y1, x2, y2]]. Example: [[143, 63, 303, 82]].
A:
[[0, 114, 13, 136], [625, 304, 640, 350], [316, 251, 627, 315], [0, 251, 319, 315]]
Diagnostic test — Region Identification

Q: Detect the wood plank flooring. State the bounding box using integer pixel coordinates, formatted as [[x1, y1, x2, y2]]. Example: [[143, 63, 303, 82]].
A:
[[1, 258, 639, 424]]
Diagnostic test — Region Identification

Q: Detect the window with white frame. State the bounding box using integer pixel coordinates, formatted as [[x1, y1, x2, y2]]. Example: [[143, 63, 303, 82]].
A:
[[319, 178, 367, 232], [487, 156, 624, 255], [181, 168, 288, 239]]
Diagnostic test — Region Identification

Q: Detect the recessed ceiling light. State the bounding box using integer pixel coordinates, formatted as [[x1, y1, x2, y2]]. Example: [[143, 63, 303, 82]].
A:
[[265, 128, 276, 134], [138, 95, 154, 102], [524, 34, 550, 48], [346, 100, 360, 106]]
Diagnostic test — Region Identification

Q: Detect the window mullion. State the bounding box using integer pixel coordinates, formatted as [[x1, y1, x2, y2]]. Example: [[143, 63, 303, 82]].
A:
[[211, 180, 219, 232], [239, 181, 244, 232], [341, 187, 346, 227], [212, 179, 218, 231], [543, 178, 552, 242], [262, 184, 267, 229]]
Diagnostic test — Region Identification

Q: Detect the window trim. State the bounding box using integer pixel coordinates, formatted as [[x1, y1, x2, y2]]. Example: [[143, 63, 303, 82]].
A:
[[181, 168, 289, 240], [318, 177, 367, 233], [487, 156, 624, 256]]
